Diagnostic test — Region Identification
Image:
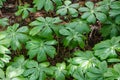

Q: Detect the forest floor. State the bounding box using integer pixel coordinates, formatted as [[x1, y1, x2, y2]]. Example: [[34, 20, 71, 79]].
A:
[[0, 0, 102, 67]]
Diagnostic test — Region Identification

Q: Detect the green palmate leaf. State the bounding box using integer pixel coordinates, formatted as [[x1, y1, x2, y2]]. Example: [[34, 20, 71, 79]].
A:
[[0, 60, 4, 68], [57, 8, 67, 16], [53, 0, 62, 6], [6, 66, 24, 79], [11, 77, 27, 80], [104, 63, 120, 80], [64, 0, 71, 6], [68, 8, 78, 17], [45, 0, 54, 11], [56, 0, 79, 17], [33, 0, 45, 10], [107, 58, 120, 63], [0, 54, 11, 68], [81, 12, 91, 19], [0, 33, 10, 53], [115, 15, 120, 25], [0, 45, 10, 54], [33, 0, 54, 11], [78, 7, 89, 12], [109, 1, 120, 25], [67, 64, 78, 75], [79, 1, 107, 23], [29, 17, 62, 38], [87, 14, 96, 23], [68, 51, 98, 72], [0, 68, 4, 79], [4, 23, 29, 50], [109, 9, 120, 17], [87, 61, 107, 80], [0, 32, 11, 68], [23, 60, 53, 80], [51, 62, 67, 80], [15, 4, 36, 19], [109, 1, 120, 16], [0, 18, 9, 27], [93, 36, 120, 60], [0, 66, 25, 80], [29, 26, 42, 36], [86, 1, 94, 9], [59, 27, 86, 49], [26, 38, 57, 62], [70, 3, 79, 8], [95, 12, 107, 22], [97, 0, 114, 13], [66, 19, 90, 34], [72, 68, 87, 80], [110, 1, 120, 9], [100, 18, 120, 38], [10, 55, 25, 68]]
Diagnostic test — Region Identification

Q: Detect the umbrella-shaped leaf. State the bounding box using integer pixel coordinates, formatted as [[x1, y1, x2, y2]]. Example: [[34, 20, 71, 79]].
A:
[[26, 39, 57, 62]]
